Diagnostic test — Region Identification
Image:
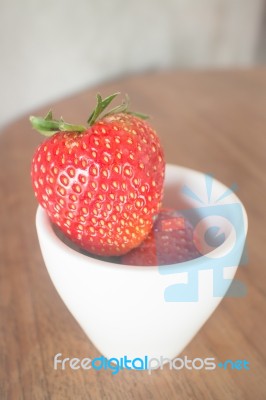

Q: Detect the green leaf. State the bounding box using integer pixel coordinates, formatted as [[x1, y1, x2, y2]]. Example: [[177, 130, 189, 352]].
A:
[[103, 95, 129, 117], [29, 114, 86, 137], [87, 92, 120, 125], [127, 111, 150, 120], [30, 93, 150, 139], [44, 110, 53, 121], [58, 118, 86, 132], [87, 92, 150, 125]]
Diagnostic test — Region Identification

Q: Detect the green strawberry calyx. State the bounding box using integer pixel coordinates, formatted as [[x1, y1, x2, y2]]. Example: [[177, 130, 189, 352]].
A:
[[29, 111, 86, 137], [30, 93, 149, 137]]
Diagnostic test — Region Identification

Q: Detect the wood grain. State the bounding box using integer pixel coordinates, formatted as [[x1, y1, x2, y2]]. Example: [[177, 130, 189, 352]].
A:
[[0, 69, 265, 399]]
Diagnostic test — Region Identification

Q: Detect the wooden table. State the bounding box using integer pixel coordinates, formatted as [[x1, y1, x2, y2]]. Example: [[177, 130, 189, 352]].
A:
[[0, 69, 265, 399]]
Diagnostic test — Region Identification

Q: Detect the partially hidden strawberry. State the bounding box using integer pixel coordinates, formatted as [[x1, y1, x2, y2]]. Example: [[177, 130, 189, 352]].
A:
[[30, 93, 165, 256], [121, 208, 202, 266]]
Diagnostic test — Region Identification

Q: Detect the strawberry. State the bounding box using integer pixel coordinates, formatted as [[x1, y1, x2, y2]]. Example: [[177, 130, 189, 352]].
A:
[[121, 209, 202, 266], [30, 93, 165, 256]]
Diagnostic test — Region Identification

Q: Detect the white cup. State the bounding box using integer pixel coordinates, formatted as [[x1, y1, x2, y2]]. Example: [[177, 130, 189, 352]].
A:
[[36, 164, 248, 361]]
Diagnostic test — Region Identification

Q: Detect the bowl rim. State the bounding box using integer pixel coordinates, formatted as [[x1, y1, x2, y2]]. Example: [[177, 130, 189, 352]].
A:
[[36, 163, 248, 272]]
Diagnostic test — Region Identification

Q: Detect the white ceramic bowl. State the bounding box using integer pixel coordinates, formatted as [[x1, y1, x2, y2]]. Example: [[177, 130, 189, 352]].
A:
[[36, 164, 248, 361]]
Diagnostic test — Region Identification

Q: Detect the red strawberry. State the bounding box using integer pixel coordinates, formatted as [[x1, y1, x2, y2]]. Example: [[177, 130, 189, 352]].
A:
[[30, 93, 165, 256], [121, 209, 202, 266]]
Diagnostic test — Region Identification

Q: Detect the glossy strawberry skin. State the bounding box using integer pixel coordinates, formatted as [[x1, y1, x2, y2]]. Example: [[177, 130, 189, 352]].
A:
[[31, 113, 165, 256], [121, 209, 201, 266]]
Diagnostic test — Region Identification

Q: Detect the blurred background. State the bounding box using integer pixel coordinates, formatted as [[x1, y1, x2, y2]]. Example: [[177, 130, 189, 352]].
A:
[[0, 0, 265, 130]]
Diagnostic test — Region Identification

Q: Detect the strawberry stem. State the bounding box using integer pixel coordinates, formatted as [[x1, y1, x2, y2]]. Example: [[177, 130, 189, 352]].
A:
[[30, 110, 86, 137], [87, 93, 120, 126], [88, 93, 149, 125], [30, 93, 149, 137]]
